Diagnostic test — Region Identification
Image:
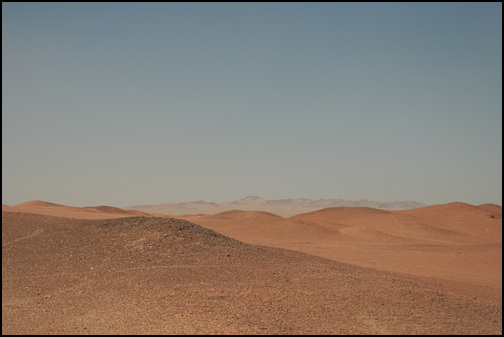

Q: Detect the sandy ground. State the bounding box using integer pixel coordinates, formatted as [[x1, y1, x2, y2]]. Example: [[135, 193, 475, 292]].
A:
[[2, 201, 502, 334], [190, 204, 502, 296]]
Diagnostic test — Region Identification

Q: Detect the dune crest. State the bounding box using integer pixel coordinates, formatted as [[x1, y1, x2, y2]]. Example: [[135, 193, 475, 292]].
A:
[[399, 201, 500, 217], [14, 200, 66, 208], [291, 206, 390, 219], [395, 202, 502, 242], [83, 206, 131, 214], [204, 210, 282, 220], [5, 200, 159, 219]]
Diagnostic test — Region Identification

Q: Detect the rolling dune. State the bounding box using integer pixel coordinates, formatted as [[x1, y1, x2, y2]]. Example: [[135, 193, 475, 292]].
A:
[[195, 215, 339, 246], [7, 200, 499, 293], [14, 200, 67, 208], [204, 210, 282, 220], [291, 206, 493, 245], [192, 204, 502, 296], [2, 211, 501, 334], [3, 200, 155, 219], [395, 202, 502, 243]]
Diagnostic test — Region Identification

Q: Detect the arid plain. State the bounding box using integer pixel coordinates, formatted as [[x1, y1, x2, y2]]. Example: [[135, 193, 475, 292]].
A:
[[2, 200, 502, 334]]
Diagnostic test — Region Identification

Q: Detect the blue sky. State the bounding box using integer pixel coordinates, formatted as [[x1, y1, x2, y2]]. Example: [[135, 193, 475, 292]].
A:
[[2, 3, 502, 207]]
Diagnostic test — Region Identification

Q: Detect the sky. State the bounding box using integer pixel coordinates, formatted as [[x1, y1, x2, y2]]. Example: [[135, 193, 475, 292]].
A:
[[2, 2, 502, 208]]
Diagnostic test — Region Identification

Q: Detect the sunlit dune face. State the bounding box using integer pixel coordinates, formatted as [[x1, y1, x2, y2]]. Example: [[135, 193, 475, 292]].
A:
[[4, 200, 158, 220]]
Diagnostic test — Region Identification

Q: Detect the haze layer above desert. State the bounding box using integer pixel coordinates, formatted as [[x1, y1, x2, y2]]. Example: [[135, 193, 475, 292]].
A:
[[126, 196, 427, 217], [2, 199, 502, 334]]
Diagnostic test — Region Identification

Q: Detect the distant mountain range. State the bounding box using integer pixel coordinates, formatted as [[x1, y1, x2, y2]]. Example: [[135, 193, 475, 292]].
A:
[[126, 196, 427, 217]]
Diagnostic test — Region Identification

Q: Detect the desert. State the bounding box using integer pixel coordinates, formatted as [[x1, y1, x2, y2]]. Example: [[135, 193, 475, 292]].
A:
[[4, 2, 502, 335], [2, 200, 502, 334]]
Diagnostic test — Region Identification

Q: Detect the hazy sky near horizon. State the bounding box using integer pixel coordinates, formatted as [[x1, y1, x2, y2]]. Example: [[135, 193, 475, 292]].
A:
[[2, 3, 502, 207]]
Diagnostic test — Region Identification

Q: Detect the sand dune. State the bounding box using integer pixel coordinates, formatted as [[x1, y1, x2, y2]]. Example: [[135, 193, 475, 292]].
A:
[[82, 205, 132, 214], [2, 211, 501, 334], [6, 200, 501, 290], [395, 202, 502, 243], [3, 200, 157, 219], [6, 200, 500, 291], [291, 206, 493, 245], [126, 209, 158, 217], [15, 200, 66, 207], [174, 213, 209, 220], [195, 216, 338, 246], [192, 203, 502, 293], [478, 203, 503, 216], [395, 202, 500, 224], [204, 210, 282, 220], [2, 200, 502, 333]]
